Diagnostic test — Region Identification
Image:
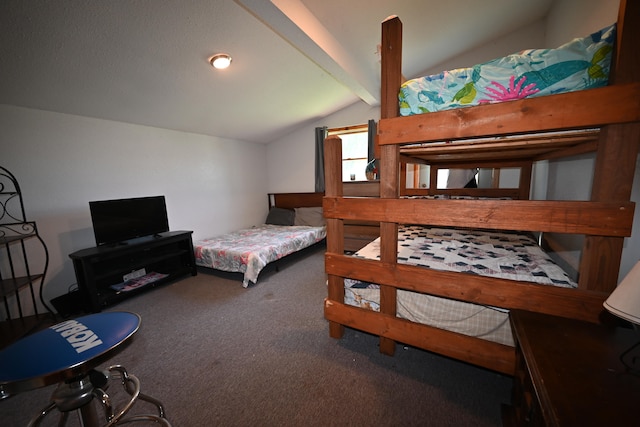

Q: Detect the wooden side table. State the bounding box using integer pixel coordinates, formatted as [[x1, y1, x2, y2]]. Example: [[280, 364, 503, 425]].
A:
[[503, 309, 640, 426]]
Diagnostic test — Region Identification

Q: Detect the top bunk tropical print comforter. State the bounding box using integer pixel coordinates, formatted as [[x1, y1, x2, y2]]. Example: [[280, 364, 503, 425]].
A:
[[399, 24, 615, 116]]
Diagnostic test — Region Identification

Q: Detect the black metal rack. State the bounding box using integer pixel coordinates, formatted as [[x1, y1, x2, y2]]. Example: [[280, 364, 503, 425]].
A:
[[0, 166, 53, 348]]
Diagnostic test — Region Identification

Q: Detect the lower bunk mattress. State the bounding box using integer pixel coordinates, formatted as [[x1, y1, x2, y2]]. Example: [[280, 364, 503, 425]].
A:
[[344, 225, 576, 346], [194, 224, 326, 287]]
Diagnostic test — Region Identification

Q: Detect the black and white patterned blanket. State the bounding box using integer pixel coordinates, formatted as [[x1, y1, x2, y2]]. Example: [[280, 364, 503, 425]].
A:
[[351, 225, 576, 288]]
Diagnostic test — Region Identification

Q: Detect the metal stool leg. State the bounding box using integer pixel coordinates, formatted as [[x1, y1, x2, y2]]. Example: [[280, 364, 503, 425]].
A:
[[28, 376, 103, 427], [104, 365, 170, 426], [27, 402, 57, 427], [27, 366, 171, 427]]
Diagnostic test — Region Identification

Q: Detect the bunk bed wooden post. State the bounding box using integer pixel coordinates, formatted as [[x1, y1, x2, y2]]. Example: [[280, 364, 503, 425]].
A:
[[380, 16, 402, 122], [578, 0, 640, 292], [377, 15, 404, 356], [611, 0, 639, 85], [399, 161, 407, 196], [518, 163, 533, 200], [579, 124, 640, 291], [378, 144, 400, 355], [324, 135, 346, 339], [429, 166, 438, 195]]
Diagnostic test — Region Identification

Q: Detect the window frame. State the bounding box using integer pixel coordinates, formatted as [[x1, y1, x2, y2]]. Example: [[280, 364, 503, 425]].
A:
[[328, 124, 369, 182]]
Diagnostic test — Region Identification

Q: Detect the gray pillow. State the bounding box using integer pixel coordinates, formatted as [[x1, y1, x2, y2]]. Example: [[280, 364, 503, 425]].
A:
[[265, 207, 295, 226], [294, 207, 325, 227]]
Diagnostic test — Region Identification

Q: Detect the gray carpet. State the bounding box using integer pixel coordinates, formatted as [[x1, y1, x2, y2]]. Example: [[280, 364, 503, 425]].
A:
[[0, 247, 512, 426]]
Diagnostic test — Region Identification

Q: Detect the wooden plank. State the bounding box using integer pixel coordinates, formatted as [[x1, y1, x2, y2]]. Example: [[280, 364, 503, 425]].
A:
[[533, 139, 598, 161], [324, 298, 515, 375], [378, 15, 402, 159], [579, 123, 640, 292], [324, 135, 345, 338], [611, 0, 640, 85], [269, 192, 324, 209], [591, 124, 640, 207], [378, 144, 400, 354], [399, 161, 408, 195], [325, 253, 607, 324], [343, 223, 379, 238], [407, 147, 585, 163], [402, 187, 523, 199], [380, 16, 402, 121], [323, 197, 634, 237], [379, 83, 640, 145], [518, 162, 532, 200], [343, 181, 379, 197], [402, 138, 599, 164], [400, 130, 599, 159]]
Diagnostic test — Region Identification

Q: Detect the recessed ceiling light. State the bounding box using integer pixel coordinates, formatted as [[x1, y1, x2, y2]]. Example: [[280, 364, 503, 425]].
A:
[[209, 54, 232, 70]]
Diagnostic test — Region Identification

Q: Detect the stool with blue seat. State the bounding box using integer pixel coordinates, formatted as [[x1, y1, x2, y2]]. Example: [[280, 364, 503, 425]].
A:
[[0, 311, 171, 426]]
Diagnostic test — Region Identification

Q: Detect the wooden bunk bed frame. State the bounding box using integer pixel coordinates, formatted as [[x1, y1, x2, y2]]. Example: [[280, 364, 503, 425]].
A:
[[323, 0, 640, 375], [268, 192, 325, 210]]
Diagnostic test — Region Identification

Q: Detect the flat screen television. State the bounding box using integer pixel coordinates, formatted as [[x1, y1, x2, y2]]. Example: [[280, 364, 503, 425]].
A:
[[89, 196, 169, 246]]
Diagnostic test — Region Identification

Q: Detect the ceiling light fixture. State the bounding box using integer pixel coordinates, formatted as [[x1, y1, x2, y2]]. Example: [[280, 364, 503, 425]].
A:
[[209, 53, 232, 70]]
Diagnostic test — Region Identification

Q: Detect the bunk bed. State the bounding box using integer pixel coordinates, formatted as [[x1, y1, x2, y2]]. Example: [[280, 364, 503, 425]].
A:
[[323, 0, 640, 375], [194, 192, 325, 287]]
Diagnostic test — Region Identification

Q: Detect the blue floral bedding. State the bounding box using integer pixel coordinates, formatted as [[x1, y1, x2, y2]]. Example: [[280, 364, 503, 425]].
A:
[[194, 224, 326, 287], [399, 24, 615, 116]]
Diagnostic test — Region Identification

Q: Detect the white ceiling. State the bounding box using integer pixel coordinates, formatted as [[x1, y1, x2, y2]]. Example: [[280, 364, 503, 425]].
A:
[[0, 0, 554, 144]]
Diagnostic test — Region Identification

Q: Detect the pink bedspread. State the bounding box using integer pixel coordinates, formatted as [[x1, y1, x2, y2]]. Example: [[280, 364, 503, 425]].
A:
[[194, 224, 326, 287]]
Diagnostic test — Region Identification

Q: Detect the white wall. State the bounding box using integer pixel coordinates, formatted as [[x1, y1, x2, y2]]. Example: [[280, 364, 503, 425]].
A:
[[546, 0, 620, 46], [416, 20, 547, 79], [1, 105, 267, 310]]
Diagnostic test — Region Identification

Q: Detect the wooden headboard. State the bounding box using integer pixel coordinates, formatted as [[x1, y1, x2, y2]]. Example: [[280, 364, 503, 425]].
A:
[[268, 192, 324, 210]]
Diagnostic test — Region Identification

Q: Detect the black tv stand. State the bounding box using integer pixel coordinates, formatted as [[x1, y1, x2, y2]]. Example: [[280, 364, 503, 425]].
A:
[[69, 231, 197, 312]]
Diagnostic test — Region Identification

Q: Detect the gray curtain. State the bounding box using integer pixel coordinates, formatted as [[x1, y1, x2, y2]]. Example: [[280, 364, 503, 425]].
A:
[[367, 119, 376, 163], [315, 126, 327, 192], [367, 119, 378, 176]]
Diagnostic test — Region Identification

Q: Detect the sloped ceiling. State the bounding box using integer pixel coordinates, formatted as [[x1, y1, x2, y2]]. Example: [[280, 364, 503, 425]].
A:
[[0, 0, 554, 144]]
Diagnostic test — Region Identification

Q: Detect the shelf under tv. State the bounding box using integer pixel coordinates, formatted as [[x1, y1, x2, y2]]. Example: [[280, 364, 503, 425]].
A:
[[69, 231, 197, 312]]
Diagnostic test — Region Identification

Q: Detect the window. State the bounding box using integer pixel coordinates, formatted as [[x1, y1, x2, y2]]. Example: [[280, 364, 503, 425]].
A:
[[329, 124, 369, 182]]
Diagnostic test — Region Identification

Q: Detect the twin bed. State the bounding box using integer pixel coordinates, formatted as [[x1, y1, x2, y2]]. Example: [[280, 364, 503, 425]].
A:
[[194, 193, 326, 287], [323, 0, 639, 375]]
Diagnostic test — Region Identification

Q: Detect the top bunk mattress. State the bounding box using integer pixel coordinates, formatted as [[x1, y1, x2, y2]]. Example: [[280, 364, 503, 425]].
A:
[[399, 24, 615, 116]]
